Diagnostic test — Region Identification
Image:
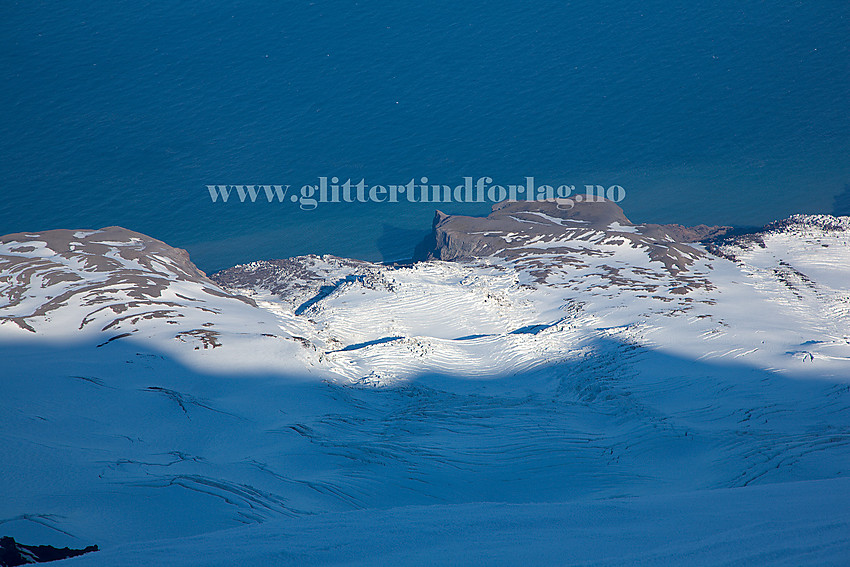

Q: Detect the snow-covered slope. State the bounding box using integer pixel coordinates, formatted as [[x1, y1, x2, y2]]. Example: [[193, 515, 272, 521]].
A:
[[215, 200, 850, 383], [66, 477, 850, 567], [2, 202, 850, 564], [0, 227, 320, 375]]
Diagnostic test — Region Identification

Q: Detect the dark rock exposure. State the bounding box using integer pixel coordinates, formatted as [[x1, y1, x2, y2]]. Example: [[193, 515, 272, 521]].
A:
[[0, 536, 97, 566], [414, 199, 732, 265]]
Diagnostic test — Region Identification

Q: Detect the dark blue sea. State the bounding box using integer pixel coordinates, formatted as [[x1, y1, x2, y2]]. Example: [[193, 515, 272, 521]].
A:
[[2, 1, 848, 272]]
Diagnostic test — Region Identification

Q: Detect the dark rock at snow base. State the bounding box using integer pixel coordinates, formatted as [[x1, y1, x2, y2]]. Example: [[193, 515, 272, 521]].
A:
[[0, 536, 98, 566]]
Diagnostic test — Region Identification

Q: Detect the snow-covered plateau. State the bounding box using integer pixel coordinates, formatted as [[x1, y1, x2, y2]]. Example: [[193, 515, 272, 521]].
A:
[[2, 200, 849, 565]]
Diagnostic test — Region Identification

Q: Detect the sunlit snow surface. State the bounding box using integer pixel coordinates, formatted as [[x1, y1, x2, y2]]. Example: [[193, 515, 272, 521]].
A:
[[1, 209, 850, 565]]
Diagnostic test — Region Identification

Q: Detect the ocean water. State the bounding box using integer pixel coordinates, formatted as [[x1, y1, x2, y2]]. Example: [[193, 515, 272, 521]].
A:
[[1, 1, 848, 272]]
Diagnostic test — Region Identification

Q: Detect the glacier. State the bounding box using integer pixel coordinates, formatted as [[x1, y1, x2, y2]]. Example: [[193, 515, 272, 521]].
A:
[[1, 200, 849, 565]]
